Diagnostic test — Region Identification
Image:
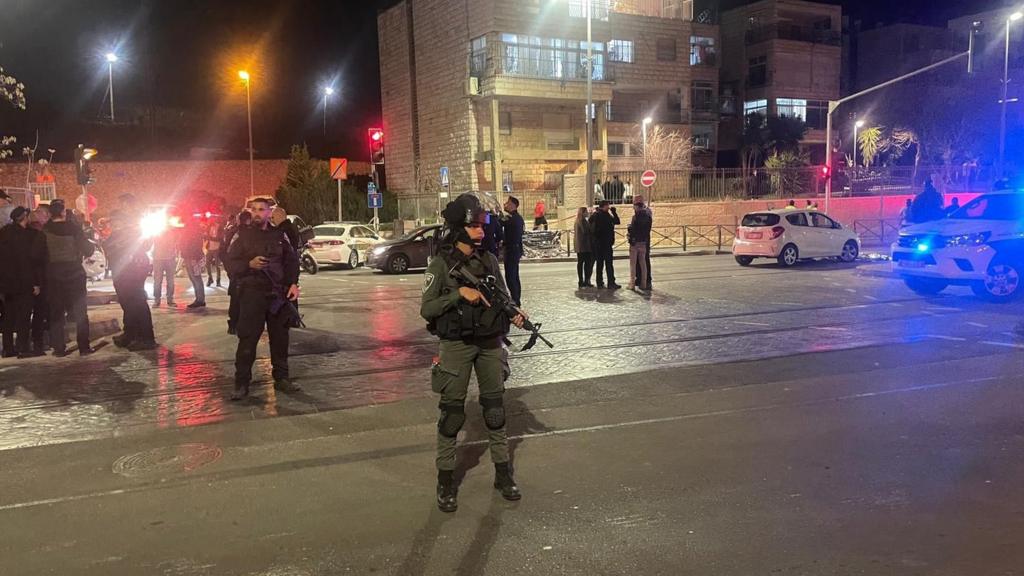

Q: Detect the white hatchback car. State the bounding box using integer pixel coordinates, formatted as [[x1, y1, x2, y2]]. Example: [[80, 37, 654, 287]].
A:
[[733, 209, 861, 267], [308, 222, 383, 269]]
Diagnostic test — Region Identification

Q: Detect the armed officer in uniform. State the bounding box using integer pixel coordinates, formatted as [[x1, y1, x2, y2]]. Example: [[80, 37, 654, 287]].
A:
[[225, 197, 301, 400], [421, 193, 527, 513]]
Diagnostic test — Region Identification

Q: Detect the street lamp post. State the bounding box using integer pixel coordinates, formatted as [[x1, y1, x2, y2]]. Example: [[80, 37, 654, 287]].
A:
[[853, 119, 865, 169], [105, 53, 118, 122], [239, 70, 254, 196], [584, 0, 594, 207], [642, 116, 653, 169], [323, 86, 334, 138], [1000, 11, 1023, 177]]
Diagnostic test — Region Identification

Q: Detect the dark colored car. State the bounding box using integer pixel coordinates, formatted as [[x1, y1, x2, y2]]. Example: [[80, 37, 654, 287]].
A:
[[366, 224, 442, 274]]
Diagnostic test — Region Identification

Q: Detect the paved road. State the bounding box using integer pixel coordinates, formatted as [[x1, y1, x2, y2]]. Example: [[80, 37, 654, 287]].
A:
[[2, 255, 1024, 574]]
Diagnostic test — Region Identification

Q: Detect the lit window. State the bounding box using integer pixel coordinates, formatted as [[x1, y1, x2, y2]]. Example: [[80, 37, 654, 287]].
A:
[[743, 99, 768, 117], [776, 98, 807, 120], [609, 40, 634, 63], [689, 36, 716, 66]]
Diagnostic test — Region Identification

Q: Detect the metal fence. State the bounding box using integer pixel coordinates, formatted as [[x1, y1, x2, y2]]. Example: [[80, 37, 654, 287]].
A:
[[559, 224, 737, 255], [598, 165, 997, 204]]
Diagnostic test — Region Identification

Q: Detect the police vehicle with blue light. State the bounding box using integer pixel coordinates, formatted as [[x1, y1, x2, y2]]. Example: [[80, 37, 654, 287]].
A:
[[891, 191, 1024, 302]]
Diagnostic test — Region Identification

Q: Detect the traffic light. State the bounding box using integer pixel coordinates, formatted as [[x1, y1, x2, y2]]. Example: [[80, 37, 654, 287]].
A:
[[368, 128, 385, 165], [820, 164, 831, 180], [75, 144, 98, 185]]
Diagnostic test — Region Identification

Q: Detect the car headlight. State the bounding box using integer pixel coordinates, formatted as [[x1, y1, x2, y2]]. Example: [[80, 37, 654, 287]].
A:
[[945, 232, 991, 247], [372, 246, 387, 255]]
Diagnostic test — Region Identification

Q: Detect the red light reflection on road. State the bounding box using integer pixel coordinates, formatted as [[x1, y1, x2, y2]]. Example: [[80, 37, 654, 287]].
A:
[[156, 344, 226, 428]]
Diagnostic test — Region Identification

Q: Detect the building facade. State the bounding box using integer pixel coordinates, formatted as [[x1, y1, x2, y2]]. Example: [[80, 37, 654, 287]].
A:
[[378, 0, 720, 199], [718, 0, 841, 164]]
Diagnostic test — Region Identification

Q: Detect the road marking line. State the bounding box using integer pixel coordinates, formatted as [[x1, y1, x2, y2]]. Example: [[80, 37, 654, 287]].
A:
[[811, 326, 848, 332], [734, 321, 771, 327], [981, 341, 1024, 349], [967, 322, 988, 328], [0, 375, 1003, 513], [923, 335, 967, 342]]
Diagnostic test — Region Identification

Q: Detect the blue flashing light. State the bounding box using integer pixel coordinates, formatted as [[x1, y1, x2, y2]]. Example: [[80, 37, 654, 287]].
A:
[[917, 243, 930, 252]]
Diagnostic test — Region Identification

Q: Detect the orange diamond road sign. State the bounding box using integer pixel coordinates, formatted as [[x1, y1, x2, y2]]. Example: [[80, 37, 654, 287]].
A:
[[330, 157, 348, 180]]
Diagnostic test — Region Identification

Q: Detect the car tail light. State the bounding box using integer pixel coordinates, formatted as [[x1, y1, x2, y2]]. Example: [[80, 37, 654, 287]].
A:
[[769, 226, 785, 240], [326, 240, 345, 246]]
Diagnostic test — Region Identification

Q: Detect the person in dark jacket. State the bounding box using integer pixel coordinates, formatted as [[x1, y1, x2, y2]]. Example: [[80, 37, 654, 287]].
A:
[[501, 196, 525, 306], [43, 199, 95, 356], [105, 212, 157, 351], [0, 207, 47, 357], [627, 195, 652, 292], [181, 219, 207, 309], [911, 177, 945, 223], [589, 200, 621, 289], [224, 197, 301, 400], [481, 209, 504, 259], [221, 209, 252, 335], [573, 207, 594, 288]]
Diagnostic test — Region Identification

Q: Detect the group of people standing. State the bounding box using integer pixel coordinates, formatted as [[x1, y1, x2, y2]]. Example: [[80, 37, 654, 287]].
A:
[[0, 195, 98, 358], [573, 196, 653, 292]]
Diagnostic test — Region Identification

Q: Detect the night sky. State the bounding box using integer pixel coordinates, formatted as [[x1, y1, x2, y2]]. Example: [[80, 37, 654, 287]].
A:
[[0, 0, 1009, 163]]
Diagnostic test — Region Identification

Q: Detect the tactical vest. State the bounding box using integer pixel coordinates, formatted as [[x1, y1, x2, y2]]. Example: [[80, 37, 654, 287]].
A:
[[429, 254, 510, 341], [44, 231, 79, 264]]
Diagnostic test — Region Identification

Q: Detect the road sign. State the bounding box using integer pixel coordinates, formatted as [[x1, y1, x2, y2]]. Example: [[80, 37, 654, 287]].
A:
[[440, 166, 450, 188], [367, 181, 378, 194], [640, 169, 657, 188], [330, 157, 348, 180], [368, 193, 383, 209]]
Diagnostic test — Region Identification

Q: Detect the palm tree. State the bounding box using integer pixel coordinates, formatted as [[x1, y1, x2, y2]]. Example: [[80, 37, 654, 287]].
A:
[[857, 126, 884, 168]]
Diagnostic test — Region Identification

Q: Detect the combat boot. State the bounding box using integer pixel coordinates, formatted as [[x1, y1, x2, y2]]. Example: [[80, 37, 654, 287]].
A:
[[494, 462, 521, 501], [436, 470, 458, 513]]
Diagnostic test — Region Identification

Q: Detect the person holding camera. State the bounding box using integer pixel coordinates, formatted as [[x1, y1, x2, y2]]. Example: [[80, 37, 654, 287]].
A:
[[224, 197, 300, 400]]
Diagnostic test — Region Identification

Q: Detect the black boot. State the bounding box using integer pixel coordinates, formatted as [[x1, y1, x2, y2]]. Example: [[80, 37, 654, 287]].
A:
[[436, 470, 458, 513], [494, 462, 521, 501], [230, 381, 249, 401]]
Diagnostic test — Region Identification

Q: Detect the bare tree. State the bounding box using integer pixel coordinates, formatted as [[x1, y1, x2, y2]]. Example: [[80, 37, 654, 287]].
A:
[[627, 124, 694, 171], [1, 66, 26, 159]]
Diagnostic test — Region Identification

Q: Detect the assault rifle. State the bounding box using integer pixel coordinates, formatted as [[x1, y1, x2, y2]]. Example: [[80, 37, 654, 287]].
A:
[[448, 258, 553, 351]]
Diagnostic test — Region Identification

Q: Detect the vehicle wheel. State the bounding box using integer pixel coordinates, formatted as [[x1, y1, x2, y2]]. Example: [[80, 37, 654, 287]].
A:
[[840, 240, 859, 263], [971, 258, 1023, 302], [904, 277, 948, 296], [300, 254, 318, 275], [777, 244, 799, 267], [347, 249, 359, 269], [735, 255, 753, 267], [387, 254, 410, 274]]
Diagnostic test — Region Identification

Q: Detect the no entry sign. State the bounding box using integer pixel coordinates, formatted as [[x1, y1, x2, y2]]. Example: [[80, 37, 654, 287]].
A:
[[640, 169, 657, 188]]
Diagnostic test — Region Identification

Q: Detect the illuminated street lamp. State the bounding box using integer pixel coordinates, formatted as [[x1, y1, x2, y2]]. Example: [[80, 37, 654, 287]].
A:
[[105, 52, 118, 122], [853, 118, 865, 168], [239, 70, 254, 195], [323, 86, 334, 137], [642, 117, 653, 169], [1000, 11, 1024, 176]]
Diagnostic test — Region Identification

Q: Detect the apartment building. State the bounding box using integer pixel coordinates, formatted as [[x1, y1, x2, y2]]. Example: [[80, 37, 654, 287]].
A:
[[718, 0, 841, 164], [377, 0, 720, 198]]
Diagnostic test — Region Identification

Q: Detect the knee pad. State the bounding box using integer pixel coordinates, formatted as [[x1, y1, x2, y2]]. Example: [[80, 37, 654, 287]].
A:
[[437, 402, 466, 438], [480, 396, 506, 430]]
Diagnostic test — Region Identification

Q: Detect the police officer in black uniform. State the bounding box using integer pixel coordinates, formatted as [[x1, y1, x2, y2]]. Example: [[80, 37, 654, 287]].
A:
[[225, 197, 301, 400], [421, 193, 527, 513], [221, 209, 252, 335]]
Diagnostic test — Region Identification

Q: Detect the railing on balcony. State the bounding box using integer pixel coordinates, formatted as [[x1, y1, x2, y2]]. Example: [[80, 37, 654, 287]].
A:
[[607, 105, 718, 125], [471, 42, 612, 83], [745, 24, 841, 46]]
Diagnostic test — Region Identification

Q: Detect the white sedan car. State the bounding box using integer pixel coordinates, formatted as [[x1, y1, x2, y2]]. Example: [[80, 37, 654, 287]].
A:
[[308, 222, 383, 269], [733, 209, 861, 267]]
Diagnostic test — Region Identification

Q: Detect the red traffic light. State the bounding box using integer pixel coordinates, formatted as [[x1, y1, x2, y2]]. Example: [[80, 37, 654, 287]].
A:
[[368, 128, 385, 165], [820, 165, 831, 179]]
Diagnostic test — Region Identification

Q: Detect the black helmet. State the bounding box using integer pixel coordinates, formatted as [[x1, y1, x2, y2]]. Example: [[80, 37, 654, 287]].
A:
[[439, 193, 488, 250]]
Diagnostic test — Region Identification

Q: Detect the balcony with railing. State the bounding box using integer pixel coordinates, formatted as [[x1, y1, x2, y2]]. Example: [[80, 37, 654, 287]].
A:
[[470, 39, 614, 101], [745, 24, 841, 47], [607, 104, 718, 125]]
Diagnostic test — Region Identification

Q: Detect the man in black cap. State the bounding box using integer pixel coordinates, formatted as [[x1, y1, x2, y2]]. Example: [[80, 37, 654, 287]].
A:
[[224, 197, 300, 400], [43, 199, 95, 356], [0, 207, 47, 357], [590, 200, 621, 289]]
